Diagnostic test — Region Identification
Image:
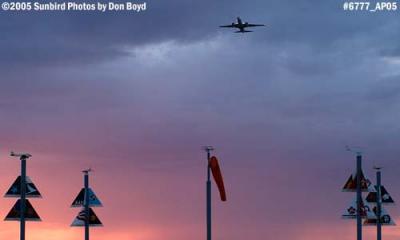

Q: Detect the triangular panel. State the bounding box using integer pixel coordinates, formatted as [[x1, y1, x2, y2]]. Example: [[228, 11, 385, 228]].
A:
[[71, 208, 102, 227], [363, 206, 396, 226], [71, 188, 102, 208], [4, 199, 41, 221], [366, 185, 395, 205], [342, 197, 376, 219], [4, 176, 41, 198], [342, 170, 375, 192]]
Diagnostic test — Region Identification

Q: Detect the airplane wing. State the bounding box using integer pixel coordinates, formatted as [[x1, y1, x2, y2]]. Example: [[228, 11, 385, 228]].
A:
[[246, 24, 265, 27], [219, 24, 236, 28]]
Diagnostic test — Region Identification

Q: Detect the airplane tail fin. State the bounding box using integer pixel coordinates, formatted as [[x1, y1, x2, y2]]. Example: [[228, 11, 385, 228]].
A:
[[235, 30, 252, 33]]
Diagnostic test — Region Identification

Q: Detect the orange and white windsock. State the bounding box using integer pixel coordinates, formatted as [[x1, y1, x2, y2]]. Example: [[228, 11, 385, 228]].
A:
[[209, 156, 227, 201]]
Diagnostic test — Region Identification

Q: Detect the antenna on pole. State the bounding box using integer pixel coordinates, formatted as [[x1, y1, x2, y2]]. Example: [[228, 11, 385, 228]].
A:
[[345, 145, 363, 156], [374, 166, 382, 240], [82, 168, 91, 240], [7, 151, 40, 240], [82, 168, 92, 174], [203, 146, 214, 154], [344, 145, 364, 240], [10, 152, 32, 159]]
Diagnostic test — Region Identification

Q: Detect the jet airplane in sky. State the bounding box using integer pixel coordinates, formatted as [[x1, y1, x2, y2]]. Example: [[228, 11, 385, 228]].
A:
[[220, 17, 265, 33]]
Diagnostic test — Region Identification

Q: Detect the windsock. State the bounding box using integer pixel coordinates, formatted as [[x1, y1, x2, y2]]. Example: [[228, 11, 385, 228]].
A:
[[209, 156, 227, 201]]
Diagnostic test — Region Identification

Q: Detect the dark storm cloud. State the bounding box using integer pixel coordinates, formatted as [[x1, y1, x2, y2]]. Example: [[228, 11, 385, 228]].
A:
[[1, 0, 400, 70], [0, 0, 238, 67]]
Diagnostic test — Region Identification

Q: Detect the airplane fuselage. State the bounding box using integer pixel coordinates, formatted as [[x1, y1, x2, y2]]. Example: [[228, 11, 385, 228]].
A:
[[233, 18, 253, 32], [220, 17, 264, 33]]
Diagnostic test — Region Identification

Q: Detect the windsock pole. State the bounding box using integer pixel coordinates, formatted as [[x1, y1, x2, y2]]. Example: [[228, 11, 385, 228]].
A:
[[205, 146, 214, 240], [84, 170, 90, 240], [20, 155, 27, 240], [356, 154, 362, 240]]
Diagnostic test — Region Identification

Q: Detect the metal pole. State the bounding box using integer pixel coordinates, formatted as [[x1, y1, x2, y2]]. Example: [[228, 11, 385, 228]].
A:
[[84, 171, 89, 240], [376, 169, 382, 240], [20, 156, 26, 240], [356, 154, 362, 240], [205, 146, 213, 240]]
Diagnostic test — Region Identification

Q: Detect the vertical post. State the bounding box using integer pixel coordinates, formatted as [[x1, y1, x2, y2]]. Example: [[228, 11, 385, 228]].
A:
[[20, 156, 26, 240], [376, 168, 382, 240], [205, 146, 213, 240], [356, 154, 362, 240], [84, 171, 89, 240]]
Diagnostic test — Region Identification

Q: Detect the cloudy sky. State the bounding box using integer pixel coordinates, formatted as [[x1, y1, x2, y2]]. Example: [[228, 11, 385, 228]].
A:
[[1, 0, 400, 239]]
